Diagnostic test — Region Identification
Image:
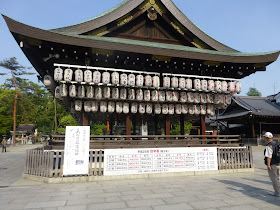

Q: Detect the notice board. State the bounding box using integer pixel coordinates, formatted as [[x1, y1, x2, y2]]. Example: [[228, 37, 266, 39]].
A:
[[63, 126, 90, 176], [104, 147, 217, 176]]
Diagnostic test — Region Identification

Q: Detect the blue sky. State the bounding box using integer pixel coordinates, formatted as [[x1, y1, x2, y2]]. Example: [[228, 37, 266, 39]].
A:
[[1, 0, 280, 96]]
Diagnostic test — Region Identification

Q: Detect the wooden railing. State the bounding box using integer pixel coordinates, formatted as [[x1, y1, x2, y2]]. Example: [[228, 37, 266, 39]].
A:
[[50, 134, 241, 149], [24, 146, 252, 178]]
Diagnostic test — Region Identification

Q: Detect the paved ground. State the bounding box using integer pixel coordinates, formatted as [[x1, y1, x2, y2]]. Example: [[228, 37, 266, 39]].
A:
[[0, 144, 279, 209]]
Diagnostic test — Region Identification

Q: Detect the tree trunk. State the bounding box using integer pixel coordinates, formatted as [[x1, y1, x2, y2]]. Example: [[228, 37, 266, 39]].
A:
[[11, 70, 17, 146]]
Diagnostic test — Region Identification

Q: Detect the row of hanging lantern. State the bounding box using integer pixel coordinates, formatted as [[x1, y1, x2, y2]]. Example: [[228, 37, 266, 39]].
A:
[[55, 84, 231, 105], [73, 101, 216, 116], [53, 67, 241, 93]]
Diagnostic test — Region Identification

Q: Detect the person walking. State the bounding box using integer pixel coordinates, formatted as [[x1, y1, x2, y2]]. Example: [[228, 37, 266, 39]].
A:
[[264, 132, 280, 197], [2, 137, 7, 153]]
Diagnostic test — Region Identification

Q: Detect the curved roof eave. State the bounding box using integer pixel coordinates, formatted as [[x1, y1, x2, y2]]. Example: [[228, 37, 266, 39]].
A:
[[3, 15, 280, 64], [50, 0, 238, 52]]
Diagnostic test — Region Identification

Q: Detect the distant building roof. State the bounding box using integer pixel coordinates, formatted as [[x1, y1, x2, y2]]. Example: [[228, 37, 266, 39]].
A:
[[17, 124, 35, 132]]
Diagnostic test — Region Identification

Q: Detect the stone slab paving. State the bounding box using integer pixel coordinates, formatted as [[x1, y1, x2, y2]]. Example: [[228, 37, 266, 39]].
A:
[[0, 145, 280, 209]]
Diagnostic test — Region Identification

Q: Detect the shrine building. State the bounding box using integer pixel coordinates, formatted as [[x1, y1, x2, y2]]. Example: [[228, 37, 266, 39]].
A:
[[3, 0, 279, 136]]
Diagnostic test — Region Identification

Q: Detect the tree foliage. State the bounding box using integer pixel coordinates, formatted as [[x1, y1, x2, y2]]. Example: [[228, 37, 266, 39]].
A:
[[170, 122, 192, 135], [247, 87, 262, 96]]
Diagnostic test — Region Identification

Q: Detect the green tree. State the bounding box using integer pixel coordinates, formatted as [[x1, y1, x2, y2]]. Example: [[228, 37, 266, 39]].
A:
[[92, 123, 107, 135], [170, 122, 192, 135], [0, 57, 34, 145], [247, 87, 262, 96], [56, 115, 78, 134]]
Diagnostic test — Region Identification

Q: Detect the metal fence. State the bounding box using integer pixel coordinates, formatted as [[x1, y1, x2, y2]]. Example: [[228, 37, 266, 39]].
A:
[[24, 146, 253, 178]]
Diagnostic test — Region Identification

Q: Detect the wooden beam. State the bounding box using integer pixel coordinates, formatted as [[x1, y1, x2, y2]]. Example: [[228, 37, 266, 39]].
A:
[[126, 114, 131, 139], [200, 115, 206, 135], [251, 122, 255, 138], [180, 115, 184, 135], [83, 113, 88, 126], [166, 116, 170, 139]]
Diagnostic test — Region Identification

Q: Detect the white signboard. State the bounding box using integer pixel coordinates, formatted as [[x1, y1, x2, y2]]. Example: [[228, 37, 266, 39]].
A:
[[63, 126, 90, 176], [104, 147, 217, 176]]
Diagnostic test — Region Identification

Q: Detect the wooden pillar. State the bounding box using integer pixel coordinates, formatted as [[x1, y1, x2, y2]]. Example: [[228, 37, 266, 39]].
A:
[[126, 114, 131, 139], [166, 116, 170, 139], [251, 122, 255, 138], [132, 115, 136, 135], [200, 115, 206, 135], [83, 112, 88, 126], [110, 118, 114, 135], [180, 115, 184, 135]]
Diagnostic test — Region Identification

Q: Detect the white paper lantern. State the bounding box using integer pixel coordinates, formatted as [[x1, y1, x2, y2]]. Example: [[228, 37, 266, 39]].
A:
[[93, 71, 101, 83], [111, 72, 119, 85], [102, 72, 110, 84], [208, 80, 215, 91], [214, 94, 222, 104], [100, 101, 107, 113], [69, 85, 77, 97], [128, 88, 135, 100], [220, 94, 226, 105], [235, 81, 242, 93], [120, 88, 127, 100], [179, 78, 186, 89], [116, 102, 123, 113], [168, 104, 174, 115], [180, 92, 187, 102], [77, 86, 85, 98], [146, 103, 153, 114], [136, 75, 144, 87], [139, 103, 145, 114], [75, 100, 82, 111], [207, 104, 215, 116], [84, 70, 92, 83], [86, 86, 94, 98], [206, 94, 214, 103], [64, 68, 73, 82], [128, 74, 135, 86], [136, 89, 143, 100], [103, 87, 111, 98], [108, 101, 115, 113], [152, 76, 160, 88], [60, 84, 68, 97], [171, 76, 179, 88], [201, 79, 208, 91], [200, 93, 207, 104], [131, 102, 137, 113], [228, 82, 235, 92], [188, 104, 194, 115], [92, 101, 98, 112], [185, 78, 192, 89], [55, 86, 61, 98], [225, 94, 232, 105], [144, 90, 150, 101], [194, 92, 200, 103], [172, 91, 179, 102], [187, 92, 194, 103], [194, 105, 200, 115], [120, 73, 127, 86], [84, 101, 91, 112], [182, 104, 188, 114], [162, 104, 168, 114], [75, 69, 83, 82], [221, 81, 228, 92], [112, 88, 119, 99], [166, 91, 173, 102], [43, 75, 54, 88], [123, 102, 129, 114], [158, 91, 165, 102], [151, 90, 158, 101], [155, 104, 161, 114], [193, 79, 201, 90], [200, 105, 206, 115], [145, 75, 152, 87], [54, 67, 63, 81], [214, 81, 222, 92], [95, 87, 103, 99], [163, 77, 170, 88], [175, 104, 182, 114]]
